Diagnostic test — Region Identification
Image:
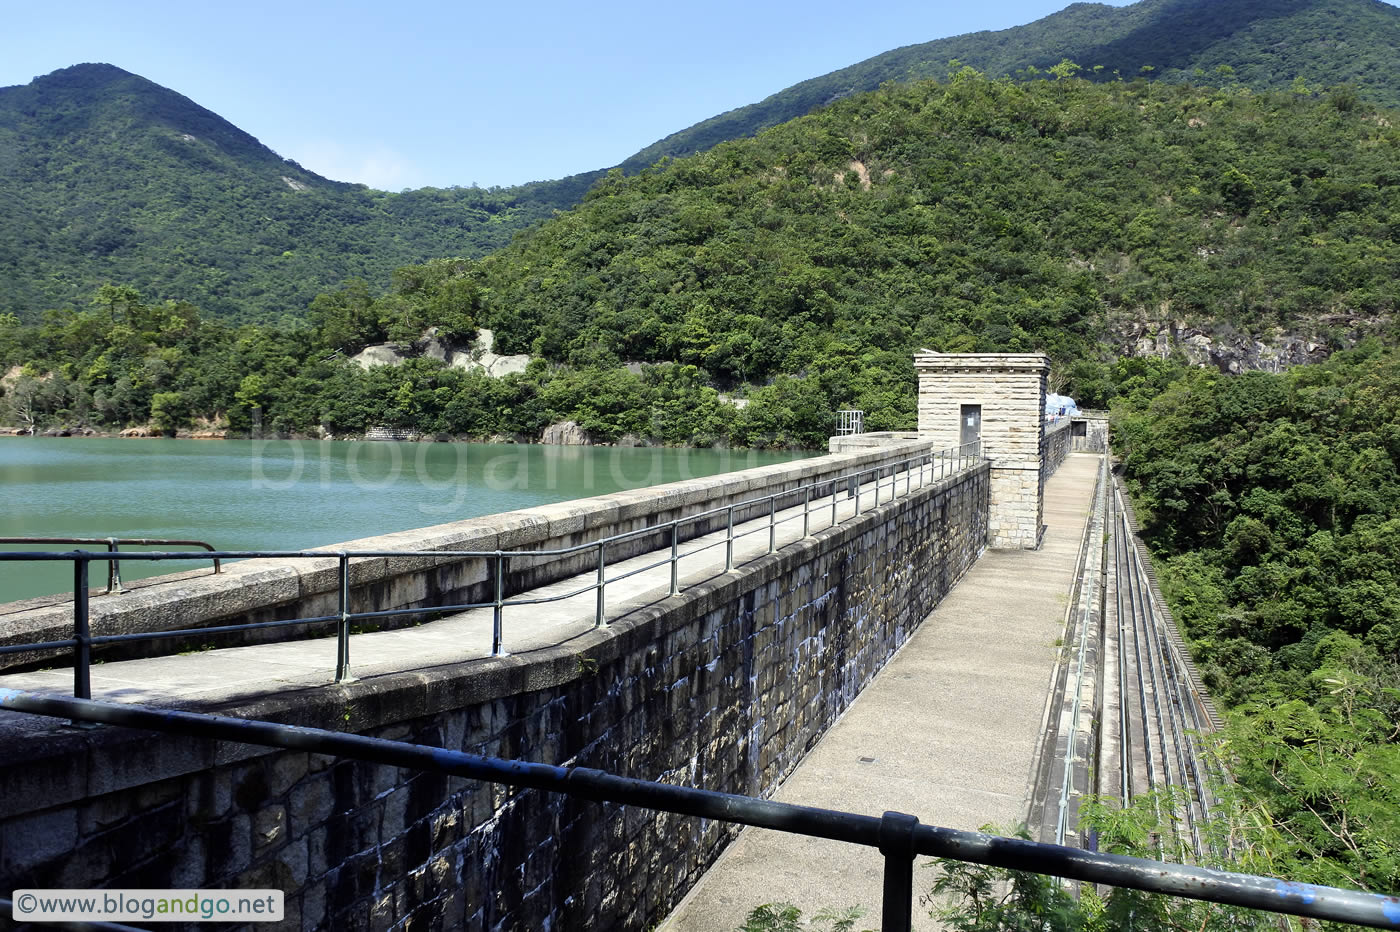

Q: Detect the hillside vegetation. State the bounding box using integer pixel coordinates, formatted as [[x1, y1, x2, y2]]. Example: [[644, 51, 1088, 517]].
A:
[[469, 71, 1399, 398], [3, 72, 1398, 446], [622, 0, 1400, 170], [0, 64, 596, 322], [7, 1, 1400, 326], [1115, 345, 1400, 897]]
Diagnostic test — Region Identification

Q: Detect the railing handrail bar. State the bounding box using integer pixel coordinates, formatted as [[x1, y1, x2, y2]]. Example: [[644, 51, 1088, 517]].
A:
[[1, 690, 1394, 931], [0, 536, 223, 593], [0, 536, 219, 551]]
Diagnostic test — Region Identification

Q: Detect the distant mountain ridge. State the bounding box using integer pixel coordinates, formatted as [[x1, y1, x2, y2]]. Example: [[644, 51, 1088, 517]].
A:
[[5, 0, 1400, 320], [0, 63, 598, 320], [620, 0, 1400, 171]]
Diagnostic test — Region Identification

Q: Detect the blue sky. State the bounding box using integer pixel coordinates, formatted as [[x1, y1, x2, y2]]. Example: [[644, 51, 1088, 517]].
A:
[[3, 0, 1375, 190]]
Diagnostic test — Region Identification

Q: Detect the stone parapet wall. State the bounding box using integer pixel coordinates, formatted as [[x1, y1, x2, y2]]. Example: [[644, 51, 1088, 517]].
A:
[[1070, 416, 1110, 453], [1041, 420, 1072, 480], [0, 442, 933, 672], [0, 464, 990, 932]]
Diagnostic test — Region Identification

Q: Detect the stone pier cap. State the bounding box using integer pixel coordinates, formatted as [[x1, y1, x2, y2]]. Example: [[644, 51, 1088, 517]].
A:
[[913, 351, 1051, 371]]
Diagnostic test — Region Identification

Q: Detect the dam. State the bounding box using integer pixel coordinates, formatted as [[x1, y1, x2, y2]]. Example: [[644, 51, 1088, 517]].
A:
[[0, 353, 1271, 931]]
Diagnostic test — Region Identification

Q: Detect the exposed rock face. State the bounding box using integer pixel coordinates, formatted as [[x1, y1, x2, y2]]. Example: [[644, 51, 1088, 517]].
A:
[[457, 328, 532, 378], [349, 344, 408, 369], [120, 426, 154, 438], [1107, 313, 1389, 374], [349, 328, 532, 377], [541, 420, 591, 445]]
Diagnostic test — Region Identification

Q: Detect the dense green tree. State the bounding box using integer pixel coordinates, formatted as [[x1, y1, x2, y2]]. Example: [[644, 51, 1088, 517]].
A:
[[1114, 344, 1400, 896]]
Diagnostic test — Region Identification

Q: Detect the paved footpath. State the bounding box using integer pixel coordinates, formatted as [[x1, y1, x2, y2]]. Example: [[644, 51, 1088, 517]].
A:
[[661, 453, 1102, 932]]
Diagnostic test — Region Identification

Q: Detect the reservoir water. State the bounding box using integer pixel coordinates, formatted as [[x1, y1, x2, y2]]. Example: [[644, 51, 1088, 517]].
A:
[[0, 437, 813, 604]]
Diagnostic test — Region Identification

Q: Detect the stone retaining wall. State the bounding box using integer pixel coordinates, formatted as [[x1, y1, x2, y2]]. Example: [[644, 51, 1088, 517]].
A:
[[0, 463, 989, 932], [1041, 419, 1072, 485]]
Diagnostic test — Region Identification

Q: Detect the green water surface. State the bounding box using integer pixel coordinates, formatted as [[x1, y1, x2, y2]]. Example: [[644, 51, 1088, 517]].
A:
[[0, 437, 813, 603]]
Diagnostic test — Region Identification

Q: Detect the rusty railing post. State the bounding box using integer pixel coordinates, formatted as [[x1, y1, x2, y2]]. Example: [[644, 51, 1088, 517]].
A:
[[492, 551, 507, 655], [334, 553, 354, 683]]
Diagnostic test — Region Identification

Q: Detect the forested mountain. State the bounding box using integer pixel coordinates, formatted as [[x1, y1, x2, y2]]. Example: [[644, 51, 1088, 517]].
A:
[[5, 73, 1397, 445], [468, 73, 1399, 392], [624, 0, 1400, 171], [7, 0, 1400, 325], [0, 64, 598, 322]]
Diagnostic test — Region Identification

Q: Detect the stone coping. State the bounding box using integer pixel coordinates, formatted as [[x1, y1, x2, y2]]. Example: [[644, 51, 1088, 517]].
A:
[[913, 351, 1050, 372], [0, 441, 934, 666]]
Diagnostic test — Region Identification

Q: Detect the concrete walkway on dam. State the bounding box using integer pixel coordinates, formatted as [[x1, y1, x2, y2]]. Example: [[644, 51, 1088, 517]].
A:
[[0, 455, 962, 711], [662, 453, 1102, 932]]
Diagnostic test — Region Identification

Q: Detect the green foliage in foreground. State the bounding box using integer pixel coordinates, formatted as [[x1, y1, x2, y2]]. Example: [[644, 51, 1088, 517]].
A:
[[741, 793, 1388, 932], [738, 903, 870, 932]]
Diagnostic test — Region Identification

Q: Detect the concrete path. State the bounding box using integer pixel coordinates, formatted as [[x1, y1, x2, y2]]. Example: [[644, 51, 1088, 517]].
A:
[[0, 458, 961, 710], [661, 453, 1102, 932]]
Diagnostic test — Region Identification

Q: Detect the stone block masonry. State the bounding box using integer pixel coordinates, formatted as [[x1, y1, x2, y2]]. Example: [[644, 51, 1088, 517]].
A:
[[0, 463, 990, 931], [915, 352, 1049, 549]]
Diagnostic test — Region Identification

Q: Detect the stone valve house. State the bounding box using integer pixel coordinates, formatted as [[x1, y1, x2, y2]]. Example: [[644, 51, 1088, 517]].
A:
[[915, 351, 1058, 550]]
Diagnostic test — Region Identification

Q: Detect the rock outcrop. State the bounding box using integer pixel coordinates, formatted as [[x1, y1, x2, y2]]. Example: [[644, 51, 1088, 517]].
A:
[[350, 328, 532, 377], [541, 421, 591, 445], [1108, 312, 1390, 374]]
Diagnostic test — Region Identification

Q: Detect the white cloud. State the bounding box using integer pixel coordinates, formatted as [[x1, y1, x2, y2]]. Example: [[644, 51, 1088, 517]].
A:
[[283, 139, 420, 190]]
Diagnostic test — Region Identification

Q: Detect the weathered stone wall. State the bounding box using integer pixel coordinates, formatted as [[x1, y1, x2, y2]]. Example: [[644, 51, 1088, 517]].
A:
[[0, 464, 990, 932], [1070, 416, 1109, 453], [0, 442, 931, 671], [1041, 420, 1072, 482]]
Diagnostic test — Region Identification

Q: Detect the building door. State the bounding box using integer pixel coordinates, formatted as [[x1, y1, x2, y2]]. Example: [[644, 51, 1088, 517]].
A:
[[960, 404, 981, 456]]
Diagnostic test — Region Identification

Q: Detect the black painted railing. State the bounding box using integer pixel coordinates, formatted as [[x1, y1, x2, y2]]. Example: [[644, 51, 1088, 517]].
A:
[[1, 691, 1396, 932]]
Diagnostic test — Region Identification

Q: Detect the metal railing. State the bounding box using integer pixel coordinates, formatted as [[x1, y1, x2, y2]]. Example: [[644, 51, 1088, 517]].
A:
[[0, 443, 983, 696], [1, 690, 1396, 932], [0, 537, 221, 594], [837, 409, 865, 435]]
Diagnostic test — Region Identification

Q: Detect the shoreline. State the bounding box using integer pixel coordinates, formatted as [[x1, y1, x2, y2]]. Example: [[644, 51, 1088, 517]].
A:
[[0, 425, 817, 452]]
